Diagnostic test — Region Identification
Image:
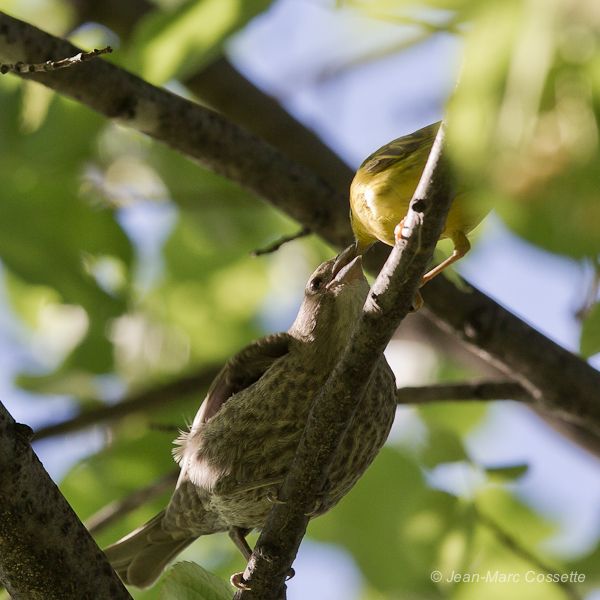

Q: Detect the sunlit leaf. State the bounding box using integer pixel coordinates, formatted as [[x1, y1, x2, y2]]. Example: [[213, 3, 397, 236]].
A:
[[160, 562, 230, 600], [420, 427, 469, 467], [580, 302, 600, 358], [130, 0, 273, 84], [447, 0, 600, 259]]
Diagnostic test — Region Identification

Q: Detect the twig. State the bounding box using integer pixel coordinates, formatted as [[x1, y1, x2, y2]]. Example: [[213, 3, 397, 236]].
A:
[[0, 46, 111, 74], [574, 256, 600, 321], [32, 365, 220, 441], [86, 470, 178, 535], [397, 381, 531, 405], [148, 422, 180, 433], [235, 124, 454, 599], [475, 507, 582, 600], [251, 227, 311, 256], [314, 14, 462, 85], [0, 402, 131, 599]]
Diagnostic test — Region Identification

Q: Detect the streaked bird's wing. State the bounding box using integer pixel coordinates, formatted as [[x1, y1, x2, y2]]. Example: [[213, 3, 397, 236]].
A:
[[194, 332, 292, 426]]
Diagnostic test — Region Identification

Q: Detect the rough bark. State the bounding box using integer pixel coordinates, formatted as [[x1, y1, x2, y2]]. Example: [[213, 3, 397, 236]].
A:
[[0, 402, 131, 599]]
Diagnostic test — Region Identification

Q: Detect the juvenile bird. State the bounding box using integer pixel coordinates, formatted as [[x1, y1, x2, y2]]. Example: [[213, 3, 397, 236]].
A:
[[104, 252, 397, 589], [349, 121, 490, 283]]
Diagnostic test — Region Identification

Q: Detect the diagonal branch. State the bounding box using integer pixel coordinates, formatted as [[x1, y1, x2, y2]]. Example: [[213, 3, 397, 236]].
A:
[[0, 11, 598, 434], [235, 124, 454, 599], [0, 402, 132, 599]]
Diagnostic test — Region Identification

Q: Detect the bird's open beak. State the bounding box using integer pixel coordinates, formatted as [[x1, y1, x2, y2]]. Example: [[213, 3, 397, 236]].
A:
[[331, 243, 358, 277], [327, 255, 363, 289]]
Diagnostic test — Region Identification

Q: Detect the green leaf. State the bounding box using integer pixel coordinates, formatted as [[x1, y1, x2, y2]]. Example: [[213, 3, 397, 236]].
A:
[[565, 540, 600, 589], [475, 487, 556, 545], [130, 0, 272, 84], [485, 464, 529, 483], [420, 428, 469, 468], [580, 302, 600, 358], [419, 401, 489, 438], [446, 0, 600, 260], [160, 562, 231, 600], [309, 446, 464, 596], [0, 87, 133, 375]]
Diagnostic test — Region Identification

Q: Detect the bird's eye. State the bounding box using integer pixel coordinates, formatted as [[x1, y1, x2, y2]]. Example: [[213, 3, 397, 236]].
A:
[[309, 276, 324, 293]]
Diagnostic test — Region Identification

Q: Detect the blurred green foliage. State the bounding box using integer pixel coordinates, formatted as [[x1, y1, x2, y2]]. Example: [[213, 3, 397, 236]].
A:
[[1, 0, 599, 599]]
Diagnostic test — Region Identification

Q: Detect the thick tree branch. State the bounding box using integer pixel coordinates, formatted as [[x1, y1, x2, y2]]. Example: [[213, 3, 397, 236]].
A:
[[0, 402, 131, 599], [0, 12, 598, 433], [419, 277, 600, 431], [188, 56, 600, 440], [235, 124, 454, 599], [185, 57, 354, 195]]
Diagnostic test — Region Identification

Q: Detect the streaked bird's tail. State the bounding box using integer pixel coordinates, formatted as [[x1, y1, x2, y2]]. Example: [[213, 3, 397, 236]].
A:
[[104, 510, 196, 588]]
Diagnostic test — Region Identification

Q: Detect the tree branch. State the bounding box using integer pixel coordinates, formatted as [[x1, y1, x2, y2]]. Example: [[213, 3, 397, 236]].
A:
[[187, 55, 600, 439], [235, 124, 454, 599], [86, 470, 178, 536], [0, 45, 111, 74], [185, 57, 354, 195], [0, 12, 598, 431], [419, 276, 600, 432], [32, 365, 220, 441], [0, 402, 131, 599], [397, 381, 530, 404]]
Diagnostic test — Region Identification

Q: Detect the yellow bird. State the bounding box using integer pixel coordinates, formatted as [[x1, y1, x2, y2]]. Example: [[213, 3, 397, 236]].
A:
[[349, 121, 489, 284]]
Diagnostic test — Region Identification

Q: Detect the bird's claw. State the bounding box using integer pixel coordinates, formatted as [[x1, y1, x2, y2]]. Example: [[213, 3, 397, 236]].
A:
[[393, 218, 424, 312], [410, 291, 424, 312], [304, 494, 327, 517], [230, 568, 294, 589], [230, 572, 252, 590], [266, 490, 286, 504], [393, 219, 406, 244]]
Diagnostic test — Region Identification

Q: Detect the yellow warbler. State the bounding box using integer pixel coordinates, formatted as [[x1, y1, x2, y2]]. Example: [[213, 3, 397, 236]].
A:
[[349, 122, 489, 283]]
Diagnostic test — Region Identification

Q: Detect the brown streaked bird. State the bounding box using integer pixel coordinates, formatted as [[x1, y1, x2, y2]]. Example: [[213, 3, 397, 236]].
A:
[[349, 121, 490, 284], [104, 252, 397, 589]]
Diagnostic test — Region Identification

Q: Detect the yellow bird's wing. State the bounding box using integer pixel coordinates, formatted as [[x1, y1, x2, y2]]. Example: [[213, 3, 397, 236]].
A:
[[360, 122, 440, 177]]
